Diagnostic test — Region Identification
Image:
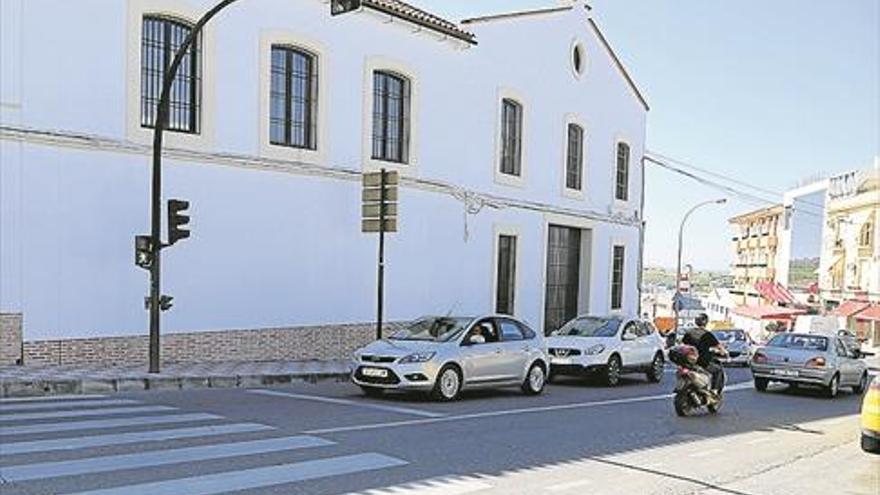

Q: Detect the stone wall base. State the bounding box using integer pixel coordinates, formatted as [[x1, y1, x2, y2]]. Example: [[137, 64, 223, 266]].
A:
[[22, 322, 402, 367], [1, 313, 23, 365]]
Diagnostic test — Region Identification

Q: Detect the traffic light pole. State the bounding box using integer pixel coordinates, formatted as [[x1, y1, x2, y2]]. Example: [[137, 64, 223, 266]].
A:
[[148, 0, 240, 373], [376, 169, 386, 341]]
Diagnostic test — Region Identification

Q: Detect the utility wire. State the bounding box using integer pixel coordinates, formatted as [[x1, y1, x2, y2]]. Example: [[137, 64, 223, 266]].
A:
[[644, 155, 827, 222], [645, 150, 827, 214]]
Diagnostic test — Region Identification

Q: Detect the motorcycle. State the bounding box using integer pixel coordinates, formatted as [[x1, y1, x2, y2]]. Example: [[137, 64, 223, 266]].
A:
[[669, 345, 726, 417]]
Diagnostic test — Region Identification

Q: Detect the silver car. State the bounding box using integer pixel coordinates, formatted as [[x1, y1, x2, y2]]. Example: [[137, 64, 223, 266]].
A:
[[751, 332, 869, 398], [712, 329, 753, 366], [351, 315, 549, 401]]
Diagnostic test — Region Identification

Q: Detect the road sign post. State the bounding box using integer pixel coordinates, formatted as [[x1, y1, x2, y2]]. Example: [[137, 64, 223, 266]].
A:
[[363, 169, 399, 340]]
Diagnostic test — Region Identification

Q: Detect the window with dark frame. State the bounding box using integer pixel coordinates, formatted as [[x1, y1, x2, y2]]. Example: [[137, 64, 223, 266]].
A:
[[611, 245, 625, 310], [615, 142, 630, 201], [495, 235, 517, 315], [372, 71, 410, 163], [270, 46, 318, 149], [141, 16, 201, 134], [500, 98, 523, 176], [566, 123, 584, 190]]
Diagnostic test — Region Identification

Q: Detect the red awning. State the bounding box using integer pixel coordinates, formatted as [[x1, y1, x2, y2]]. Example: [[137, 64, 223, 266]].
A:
[[855, 305, 880, 322], [830, 300, 871, 317], [754, 281, 795, 305]]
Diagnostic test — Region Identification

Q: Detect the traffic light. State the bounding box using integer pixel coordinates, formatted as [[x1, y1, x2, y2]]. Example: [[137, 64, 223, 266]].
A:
[[167, 199, 190, 246], [159, 295, 174, 311], [331, 0, 361, 16], [134, 235, 153, 270]]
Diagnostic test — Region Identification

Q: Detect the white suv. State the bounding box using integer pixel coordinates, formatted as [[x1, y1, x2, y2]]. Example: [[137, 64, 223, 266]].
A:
[[546, 315, 666, 386]]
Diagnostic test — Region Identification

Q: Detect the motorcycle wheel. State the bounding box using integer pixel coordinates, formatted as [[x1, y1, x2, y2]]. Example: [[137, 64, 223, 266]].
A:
[[707, 393, 723, 414], [674, 392, 691, 417]]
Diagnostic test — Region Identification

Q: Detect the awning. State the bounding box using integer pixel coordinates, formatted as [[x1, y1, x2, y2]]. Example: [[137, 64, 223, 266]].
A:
[[754, 281, 795, 305], [830, 300, 871, 317], [855, 305, 880, 322]]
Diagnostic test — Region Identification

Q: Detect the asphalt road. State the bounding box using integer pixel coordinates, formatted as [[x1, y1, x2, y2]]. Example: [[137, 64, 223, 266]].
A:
[[0, 367, 873, 495]]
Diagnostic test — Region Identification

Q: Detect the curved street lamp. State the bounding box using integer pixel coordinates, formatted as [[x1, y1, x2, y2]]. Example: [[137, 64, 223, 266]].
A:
[[673, 198, 727, 331]]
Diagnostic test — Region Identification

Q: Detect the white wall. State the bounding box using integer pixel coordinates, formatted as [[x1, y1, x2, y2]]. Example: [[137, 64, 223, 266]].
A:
[[0, 0, 647, 340]]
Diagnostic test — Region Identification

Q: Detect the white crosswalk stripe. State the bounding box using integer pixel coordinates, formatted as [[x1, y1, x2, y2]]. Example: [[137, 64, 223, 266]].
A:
[[1, 436, 335, 482], [0, 394, 108, 403], [0, 398, 140, 412], [1, 423, 274, 455], [0, 412, 222, 436], [68, 453, 409, 495], [0, 395, 410, 494], [0, 405, 175, 422]]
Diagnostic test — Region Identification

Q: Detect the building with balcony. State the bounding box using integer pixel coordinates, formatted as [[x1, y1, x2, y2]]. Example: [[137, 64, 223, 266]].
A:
[[775, 180, 827, 293], [728, 205, 786, 306], [819, 165, 880, 305]]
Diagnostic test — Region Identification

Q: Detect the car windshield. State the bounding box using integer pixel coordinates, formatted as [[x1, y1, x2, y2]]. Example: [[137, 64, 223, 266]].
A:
[[766, 333, 828, 351], [713, 330, 746, 342], [552, 317, 622, 337], [388, 316, 473, 342]]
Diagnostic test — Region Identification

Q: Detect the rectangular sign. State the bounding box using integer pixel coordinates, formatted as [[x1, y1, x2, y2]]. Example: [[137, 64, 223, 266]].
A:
[[362, 203, 398, 219], [362, 218, 398, 233], [362, 187, 399, 202]]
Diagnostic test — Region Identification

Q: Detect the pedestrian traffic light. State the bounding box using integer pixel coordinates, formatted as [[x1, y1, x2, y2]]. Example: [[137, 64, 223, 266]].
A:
[[134, 235, 153, 270], [167, 199, 190, 246], [159, 295, 174, 312], [331, 0, 361, 16]]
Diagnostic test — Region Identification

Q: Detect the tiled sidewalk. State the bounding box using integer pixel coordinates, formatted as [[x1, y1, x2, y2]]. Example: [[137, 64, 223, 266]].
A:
[[0, 359, 351, 398]]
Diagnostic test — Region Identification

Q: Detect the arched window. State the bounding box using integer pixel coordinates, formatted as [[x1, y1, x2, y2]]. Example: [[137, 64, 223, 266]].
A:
[[615, 142, 630, 201], [372, 71, 411, 163], [566, 123, 584, 190], [141, 16, 201, 133], [861, 220, 874, 247], [499, 98, 523, 176], [270, 46, 318, 149]]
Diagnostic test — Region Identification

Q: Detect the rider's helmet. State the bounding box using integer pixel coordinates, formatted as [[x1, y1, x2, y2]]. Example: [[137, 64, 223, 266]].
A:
[[695, 313, 709, 328]]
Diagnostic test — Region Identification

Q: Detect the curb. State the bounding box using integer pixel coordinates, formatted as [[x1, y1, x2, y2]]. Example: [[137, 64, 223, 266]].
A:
[[0, 370, 352, 398]]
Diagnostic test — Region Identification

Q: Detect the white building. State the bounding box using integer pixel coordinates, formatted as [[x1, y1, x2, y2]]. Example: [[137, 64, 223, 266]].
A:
[[775, 180, 827, 292], [0, 0, 648, 365]]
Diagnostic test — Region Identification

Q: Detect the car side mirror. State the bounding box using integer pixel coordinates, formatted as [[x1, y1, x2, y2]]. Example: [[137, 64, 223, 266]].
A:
[[466, 334, 486, 345], [622, 331, 636, 341]]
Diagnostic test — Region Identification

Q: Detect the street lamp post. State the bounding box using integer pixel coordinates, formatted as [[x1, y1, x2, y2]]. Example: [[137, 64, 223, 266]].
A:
[[147, 0, 243, 373], [673, 198, 727, 331]]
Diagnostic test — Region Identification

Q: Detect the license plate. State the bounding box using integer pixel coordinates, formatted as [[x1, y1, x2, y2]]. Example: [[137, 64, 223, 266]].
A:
[[552, 357, 573, 365], [773, 369, 798, 377], [362, 367, 388, 378]]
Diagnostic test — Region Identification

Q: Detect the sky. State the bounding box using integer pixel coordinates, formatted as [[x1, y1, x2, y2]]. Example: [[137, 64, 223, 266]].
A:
[[407, 0, 880, 271]]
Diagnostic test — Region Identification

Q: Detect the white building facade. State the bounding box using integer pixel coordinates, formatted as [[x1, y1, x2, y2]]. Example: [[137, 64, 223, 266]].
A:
[[0, 0, 648, 365]]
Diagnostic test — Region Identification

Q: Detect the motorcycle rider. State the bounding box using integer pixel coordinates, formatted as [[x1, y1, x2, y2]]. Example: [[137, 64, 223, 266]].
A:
[[682, 313, 728, 392]]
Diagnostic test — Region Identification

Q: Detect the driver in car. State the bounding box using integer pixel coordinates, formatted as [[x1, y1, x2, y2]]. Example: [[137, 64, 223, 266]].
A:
[[682, 313, 728, 392]]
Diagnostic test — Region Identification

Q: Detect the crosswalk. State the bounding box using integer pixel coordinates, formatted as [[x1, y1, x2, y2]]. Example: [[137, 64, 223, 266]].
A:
[[0, 394, 408, 494]]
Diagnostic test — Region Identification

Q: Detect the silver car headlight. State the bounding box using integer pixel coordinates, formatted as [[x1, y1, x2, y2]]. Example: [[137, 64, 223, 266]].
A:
[[584, 344, 605, 356], [398, 352, 436, 364]]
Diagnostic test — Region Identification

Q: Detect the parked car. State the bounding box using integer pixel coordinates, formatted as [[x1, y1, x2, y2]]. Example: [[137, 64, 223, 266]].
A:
[[351, 315, 549, 401], [711, 328, 753, 366], [750, 333, 869, 398], [545, 315, 666, 386], [861, 377, 880, 454]]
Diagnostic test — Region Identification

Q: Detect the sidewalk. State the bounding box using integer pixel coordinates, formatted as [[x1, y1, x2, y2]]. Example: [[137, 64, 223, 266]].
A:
[[0, 359, 352, 398]]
